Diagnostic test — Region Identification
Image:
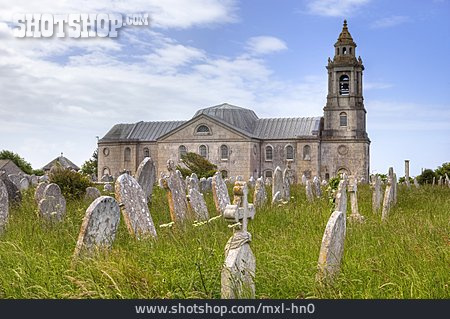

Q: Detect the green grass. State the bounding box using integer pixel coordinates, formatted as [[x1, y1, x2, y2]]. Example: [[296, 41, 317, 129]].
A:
[[0, 184, 448, 299]]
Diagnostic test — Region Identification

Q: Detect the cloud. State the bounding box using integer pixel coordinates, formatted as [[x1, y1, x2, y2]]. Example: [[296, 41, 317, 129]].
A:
[[305, 0, 371, 17], [246, 36, 287, 55], [370, 15, 411, 29]]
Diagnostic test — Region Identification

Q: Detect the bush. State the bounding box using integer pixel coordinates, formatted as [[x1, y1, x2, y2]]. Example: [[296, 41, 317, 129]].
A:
[[435, 162, 450, 178], [176, 152, 217, 178], [0, 150, 33, 175], [49, 164, 92, 199], [417, 169, 436, 185]]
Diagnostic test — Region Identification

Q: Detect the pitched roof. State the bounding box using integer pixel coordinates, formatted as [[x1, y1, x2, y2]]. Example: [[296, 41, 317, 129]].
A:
[[0, 159, 25, 175], [100, 121, 186, 142], [254, 117, 321, 139], [42, 156, 80, 171]]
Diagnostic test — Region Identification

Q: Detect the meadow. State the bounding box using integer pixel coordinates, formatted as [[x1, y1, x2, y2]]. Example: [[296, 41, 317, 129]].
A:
[[0, 183, 448, 299]]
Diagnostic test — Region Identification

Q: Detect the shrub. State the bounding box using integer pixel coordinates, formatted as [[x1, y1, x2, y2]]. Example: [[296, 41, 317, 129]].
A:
[[176, 152, 217, 178], [80, 150, 98, 177], [435, 162, 450, 178], [49, 164, 92, 199], [417, 169, 436, 185]]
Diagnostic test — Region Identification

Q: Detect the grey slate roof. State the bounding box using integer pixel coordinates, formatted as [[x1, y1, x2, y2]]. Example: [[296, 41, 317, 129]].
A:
[[0, 159, 25, 175], [100, 103, 321, 142], [42, 156, 80, 171]]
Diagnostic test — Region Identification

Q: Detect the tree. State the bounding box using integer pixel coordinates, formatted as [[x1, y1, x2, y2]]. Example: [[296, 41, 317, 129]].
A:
[[80, 149, 98, 177], [176, 152, 217, 178], [417, 169, 436, 185], [435, 162, 450, 178], [0, 150, 33, 174]]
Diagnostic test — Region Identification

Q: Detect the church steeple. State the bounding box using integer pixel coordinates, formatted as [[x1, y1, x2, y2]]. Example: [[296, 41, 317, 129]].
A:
[[333, 20, 357, 60]]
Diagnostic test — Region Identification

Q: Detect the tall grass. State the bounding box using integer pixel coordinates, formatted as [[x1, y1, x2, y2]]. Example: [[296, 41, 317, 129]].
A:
[[0, 184, 448, 299]]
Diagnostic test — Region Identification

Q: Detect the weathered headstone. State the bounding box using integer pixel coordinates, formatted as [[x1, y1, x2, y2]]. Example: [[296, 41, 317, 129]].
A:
[[272, 166, 283, 205], [187, 176, 209, 221], [334, 174, 348, 220], [381, 168, 394, 221], [438, 176, 443, 187], [253, 177, 267, 209], [34, 182, 48, 204], [160, 160, 189, 222], [19, 177, 30, 191], [115, 173, 157, 239], [222, 181, 256, 299], [371, 175, 382, 213], [413, 177, 419, 189], [348, 178, 364, 223], [316, 210, 346, 283], [7, 174, 21, 190], [313, 176, 322, 198], [271, 191, 282, 205], [85, 186, 101, 201], [103, 183, 114, 192], [446, 174, 450, 188], [432, 176, 436, 186], [38, 175, 49, 183], [38, 183, 66, 221], [283, 162, 296, 185], [0, 180, 9, 232], [301, 174, 307, 185], [73, 196, 121, 258], [282, 176, 290, 202], [101, 174, 113, 183], [30, 175, 38, 187], [135, 157, 156, 203], [0, 174, 22, 204], [392, 173, 398, 205], [264, 177, 272, 187], [248, 176, 256, 188], [404, 160, 411, 188], [212, 171, 231, 214], [305, 180, 314, 202]]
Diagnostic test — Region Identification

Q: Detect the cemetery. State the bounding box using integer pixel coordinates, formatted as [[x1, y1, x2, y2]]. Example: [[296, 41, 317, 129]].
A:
[[0, 159, 448, 299]]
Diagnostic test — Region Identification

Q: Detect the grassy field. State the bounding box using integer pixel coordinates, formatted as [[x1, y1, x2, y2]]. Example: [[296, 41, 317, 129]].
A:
[[0, 183, 448, 299]]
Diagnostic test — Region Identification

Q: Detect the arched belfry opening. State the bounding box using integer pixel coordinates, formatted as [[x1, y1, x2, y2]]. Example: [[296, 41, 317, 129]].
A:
[[339, 75, 349, 95]]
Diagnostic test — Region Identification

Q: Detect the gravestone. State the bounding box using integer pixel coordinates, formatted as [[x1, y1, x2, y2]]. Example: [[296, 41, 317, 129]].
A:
[[206, 177, 213, 191], [115, 173, 157, 239], [272, 166, 283, 205], [253, 177, 267, 209], [283, 162, 296, 185], [271, 191, 282, 205], [381, 168, 394, 221], [188, 173, 200, 191], [212, 171, 231, 214], [0, 174, 22, 204], [38, 175, 49, 183], [101, 175, 113, 183], [305, 180, 314, 202], [222, 181, 256, 299], [316, 210, 346, 283], [135, 157, 156, 203], [334, 174, 348, 220], [7, 174, 21, 190], [282, 176, 290, 202], [413, 177, 420, 189], [404, 160, 411, 188], [0, 180, 9, 232], [348, 178, 364, 223], [432, 176, 436, 186], [187, 176, 209, 221], [160, 160, 189, 222], [73, 196, 121, 258], [103, 183, 114, 192], [34, 182, 48, 204], [321, 179, 328, 186], [38, 183, 66, 221], [371, 175, 382, 213], [85, 187, 101, 201], [392, 173, 398, 205], [301, 174, 307, 185], [248, 176, 256, 188], [199, 177, 208, 192], [264, 177, 272, 187], [446, 174, 450, 188], [438, 176, 443, 187], [313, 176, 322, 198], [19, 177, 30, 191]]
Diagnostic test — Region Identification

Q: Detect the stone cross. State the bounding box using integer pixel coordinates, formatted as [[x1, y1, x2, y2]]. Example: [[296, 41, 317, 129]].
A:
[[253, 177, 267, 209], [73, 196, 121, 258], [221, 181, 256, 299], [348, 178, 364, 223], [135, 157, 156, 203], [187, 174, 209, 221], [212, 171, 231, 214], [0, 180, 9, 232], [404, 160, 411, 188], [371, 175, 382, 213], [272, 166, 283, 205], [305, 180, 314, 202], [115, 173, 157, 239], [38, 183, 67, 222], [160, 160, 189, 222], [316, 210, 346, 283]]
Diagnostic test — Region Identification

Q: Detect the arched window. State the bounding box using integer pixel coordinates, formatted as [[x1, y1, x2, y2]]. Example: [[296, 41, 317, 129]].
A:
[[221, 170, 228, 178], [265, 170, 273, 178], [339, 74, 349, 95], [102, 167, 110, 176], [303, 145, 311, 161], [286, 145, 294, 160], [179, 145, 187, 158], [220, 145, 229, 160], [199, 145, 207, 158], [340, 112, 348, 127], [349, 47, 352, 55], [265, 145, 273, 161], [343, 47, 347, 54], [143, 147, 150, 158], [196, 125, 210, 134], [124, 147, 131, 162]]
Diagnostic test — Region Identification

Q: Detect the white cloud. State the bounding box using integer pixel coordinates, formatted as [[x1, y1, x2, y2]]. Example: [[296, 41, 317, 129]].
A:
[[246, 36, 287, 55], [371, 15, 411, 29], [306, 0, 371, 17]]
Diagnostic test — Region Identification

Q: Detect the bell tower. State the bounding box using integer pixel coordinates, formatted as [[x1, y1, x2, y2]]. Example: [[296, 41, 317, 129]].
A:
[[321, 20, 370, 180]]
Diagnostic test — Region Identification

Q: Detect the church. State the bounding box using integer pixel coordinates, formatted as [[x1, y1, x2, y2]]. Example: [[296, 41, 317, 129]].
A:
[[97, 21, 370, 182]]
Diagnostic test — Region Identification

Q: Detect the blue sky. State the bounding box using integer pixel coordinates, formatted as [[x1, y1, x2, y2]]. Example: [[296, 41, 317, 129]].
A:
[[0, 0, 449, 176]]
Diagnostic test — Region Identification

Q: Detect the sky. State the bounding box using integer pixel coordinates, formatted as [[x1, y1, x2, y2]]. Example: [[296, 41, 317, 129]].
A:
[[0, 0, 449, 176]]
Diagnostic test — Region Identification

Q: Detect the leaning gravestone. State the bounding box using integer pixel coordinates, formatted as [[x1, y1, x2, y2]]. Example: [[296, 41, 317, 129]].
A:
[[115, 173, 157, 239], [253, 177, 267, 209], [305, 180, 314, 202], [34, 182, 48, 204], [222, 181, 256, 299], [160, 160, 189, 222], [272, 167, 283, 205], [334, 174, 348, 220], [135, 157, 156, 203], [38, 183, 66, 221], [85, 187, 101, 201], [371, 175, 382, 213], [73, 196, 121, 258], [0, 180, 9, 232], [0, 174, 22, 204], [187, 176, 209, 221], [316, 210, 346, 283], [348, 178, 364, 223], [212, 171, 231, 214]]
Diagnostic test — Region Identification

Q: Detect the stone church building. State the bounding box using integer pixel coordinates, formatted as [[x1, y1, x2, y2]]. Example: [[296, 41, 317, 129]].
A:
[[98, 21, 370, 182]]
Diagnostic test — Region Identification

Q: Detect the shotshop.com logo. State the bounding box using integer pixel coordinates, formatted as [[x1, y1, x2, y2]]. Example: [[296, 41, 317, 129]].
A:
[[12, 13, 149, 38]]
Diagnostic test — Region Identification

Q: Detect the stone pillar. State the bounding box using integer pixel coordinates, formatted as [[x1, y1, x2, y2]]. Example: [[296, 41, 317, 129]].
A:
[[405, 160, 410, 188]]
